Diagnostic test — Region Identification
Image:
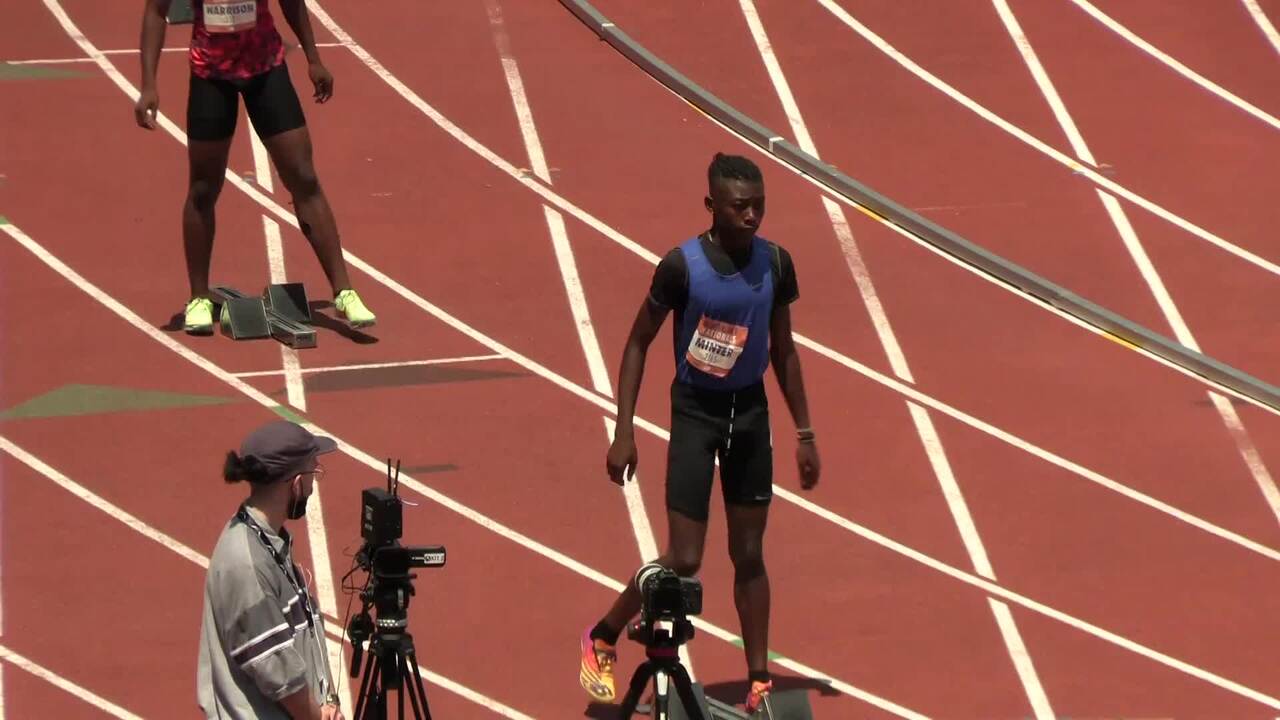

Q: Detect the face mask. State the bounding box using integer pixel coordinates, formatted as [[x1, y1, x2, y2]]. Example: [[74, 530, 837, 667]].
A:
[[287, 478, 309, 520]]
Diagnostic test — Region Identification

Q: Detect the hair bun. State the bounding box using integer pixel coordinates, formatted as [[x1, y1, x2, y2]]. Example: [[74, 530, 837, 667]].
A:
[[223, 451, 273, 484], [223, 451, 246, 484]]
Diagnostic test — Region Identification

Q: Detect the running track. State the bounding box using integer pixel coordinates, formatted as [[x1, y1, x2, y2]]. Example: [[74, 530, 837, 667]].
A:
[[2, 0, 1280, 717]]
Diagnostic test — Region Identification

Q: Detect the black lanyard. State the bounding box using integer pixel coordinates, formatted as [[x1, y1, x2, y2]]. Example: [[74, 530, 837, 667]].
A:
[[236, 507, 315, 630]]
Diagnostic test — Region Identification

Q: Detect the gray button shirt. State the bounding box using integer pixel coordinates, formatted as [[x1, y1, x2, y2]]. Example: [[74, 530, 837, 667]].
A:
[[197, 505, 331, 719]]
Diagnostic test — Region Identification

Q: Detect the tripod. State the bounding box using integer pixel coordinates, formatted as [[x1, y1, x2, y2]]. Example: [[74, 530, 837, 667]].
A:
[[618, 630, 709, 720], [351, 628, 432, 720]]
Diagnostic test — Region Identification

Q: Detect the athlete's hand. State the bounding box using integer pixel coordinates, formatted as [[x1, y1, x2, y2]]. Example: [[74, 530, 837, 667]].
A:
[[606, 431, 638, 486], [797, 442, 820, 490], [320, 702, 344, 720], [134, 88, 159, 130], [309, 62, 333, 103]]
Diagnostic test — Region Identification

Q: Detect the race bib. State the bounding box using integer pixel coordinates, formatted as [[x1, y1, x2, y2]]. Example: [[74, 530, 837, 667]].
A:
[[686, 316, 749, 378], [204, 0, 257, 33]]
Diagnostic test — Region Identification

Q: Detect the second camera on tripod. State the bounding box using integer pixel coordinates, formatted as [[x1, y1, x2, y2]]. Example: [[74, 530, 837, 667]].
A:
[[346, 460, 446, 720]]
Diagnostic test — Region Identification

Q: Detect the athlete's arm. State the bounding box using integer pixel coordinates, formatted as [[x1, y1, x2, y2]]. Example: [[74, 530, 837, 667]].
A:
[[278, 0, 322, 63], [770, 304, 820, 489], [605, 299, 668, 485], [135, 0, 172, 129], [278, 0, 333, 102]]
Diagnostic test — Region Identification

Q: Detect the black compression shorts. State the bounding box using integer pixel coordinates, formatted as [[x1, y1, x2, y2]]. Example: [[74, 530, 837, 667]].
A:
[[187, 62, 305, 142], [665, 380, 773, 522]]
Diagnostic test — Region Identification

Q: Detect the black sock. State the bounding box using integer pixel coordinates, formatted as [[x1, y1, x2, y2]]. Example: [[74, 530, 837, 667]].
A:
[[589, 620, 621, 646], [749, 670, 771, 685]]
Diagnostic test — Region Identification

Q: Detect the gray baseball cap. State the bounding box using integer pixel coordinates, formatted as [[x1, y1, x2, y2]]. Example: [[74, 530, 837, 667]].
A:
[[239, 420, 338, 482]]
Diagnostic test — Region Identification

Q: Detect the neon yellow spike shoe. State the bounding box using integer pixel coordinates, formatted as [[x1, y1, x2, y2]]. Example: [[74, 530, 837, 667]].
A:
[[184, 297, 214, 335], [335, 288, 376, 328]]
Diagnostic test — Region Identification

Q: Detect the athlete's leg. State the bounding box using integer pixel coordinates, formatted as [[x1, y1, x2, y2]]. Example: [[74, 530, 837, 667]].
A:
[[181, 72, 238, 333], [726, 502, 770, 677], [581, 383, 717, 702], [245, 64, 353, 295], [599, 509, 709, 634], [720, 387, 774, 691]]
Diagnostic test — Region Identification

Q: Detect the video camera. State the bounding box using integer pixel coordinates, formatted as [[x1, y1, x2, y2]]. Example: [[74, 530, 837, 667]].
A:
[[344, 460, 448, 719], [349, 460, 445, 642], [621, 564, 815, 720], [628, 563, 703, 649], [358, 487, 446, 594], [357, 473, 446, 577]]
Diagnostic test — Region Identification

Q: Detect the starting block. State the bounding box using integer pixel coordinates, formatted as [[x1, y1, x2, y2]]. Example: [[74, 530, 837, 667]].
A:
[[711, 691, 812, 720], [211, 283, 317, 349], [264, 282, 312, 325], [638, 684, 812, 720]]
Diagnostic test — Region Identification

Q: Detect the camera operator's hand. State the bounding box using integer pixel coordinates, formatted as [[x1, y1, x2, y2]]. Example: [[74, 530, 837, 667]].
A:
[[606, 428, 638, 485], [797, 441, 820, 490], [280, 688, 339, 720]]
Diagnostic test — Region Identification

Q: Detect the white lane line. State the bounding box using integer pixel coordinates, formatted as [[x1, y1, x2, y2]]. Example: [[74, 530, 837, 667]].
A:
[[262, 217, 307, 412], [736, 0, 913, 383], [257, 146, 342, 701], [31, 0, 1280, 706], [0, 434, 5, 720], [779, 484, 1280, 710], [250, 122, 275, 193], [1, 219, 914, 715], [9, 201, 1277, 712], [740, 0, 1052, 713], [292, 0, 1280, 552], [1242, 0, 1280, 57], [1068, 0, 1280, 131], [1212, 392, 1280, 524], [0, 644, 142, 720], [42, 0, 1280, 568], [592, 35, 1280, 422], [232, 354, 507, 378], [303, 0, 1280, 431], [0, 435, 209, 566], [992, 0, 1280, 526], [3, 42, 350, 65], [0, 435, 531, 718], [482, 0, 673, 671], [301, 478, 350, 712], [811, 0, 1280, 278]]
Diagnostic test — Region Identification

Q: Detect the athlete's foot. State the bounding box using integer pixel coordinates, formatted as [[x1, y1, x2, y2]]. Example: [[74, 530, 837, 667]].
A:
[[745, 679, 773, 715], [334, 288, 376, 328], [579, 626, 617, 703], [184, 297, 214, 335]]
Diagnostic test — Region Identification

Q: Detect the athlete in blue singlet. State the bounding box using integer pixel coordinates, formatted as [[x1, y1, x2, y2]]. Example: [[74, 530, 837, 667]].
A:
[[579, 153, 822, 713]]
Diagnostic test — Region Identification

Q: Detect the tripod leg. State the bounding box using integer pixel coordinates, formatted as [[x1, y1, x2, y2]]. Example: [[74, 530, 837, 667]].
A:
[[618, 661, 656, 718], [398, 660, 406, 720], [403, 647, 431, 720], [354, 652, 380, 720], [654, 668, 669, 720], [668, 664, 709, 720]]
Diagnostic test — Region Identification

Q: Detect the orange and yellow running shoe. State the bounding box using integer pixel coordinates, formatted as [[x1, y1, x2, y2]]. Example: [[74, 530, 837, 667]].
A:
[[745, 680, 773, 714], [579, 626, 617, 702]]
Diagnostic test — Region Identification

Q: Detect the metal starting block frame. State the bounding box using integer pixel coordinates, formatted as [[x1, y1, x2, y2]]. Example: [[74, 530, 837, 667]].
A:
[[636, 684, 813, 720], [211, 283, 317, 349]]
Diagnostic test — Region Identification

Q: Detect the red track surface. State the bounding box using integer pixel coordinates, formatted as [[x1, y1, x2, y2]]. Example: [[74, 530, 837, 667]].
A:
[[3, 0, 1280, 717]]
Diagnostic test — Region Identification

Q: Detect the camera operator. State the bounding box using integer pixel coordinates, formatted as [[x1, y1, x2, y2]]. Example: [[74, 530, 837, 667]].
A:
[[197, 420, 345, 720]]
